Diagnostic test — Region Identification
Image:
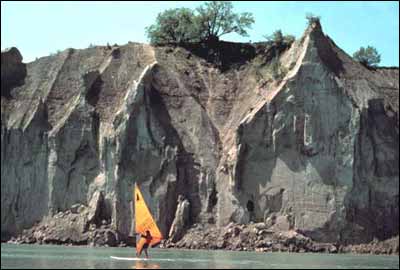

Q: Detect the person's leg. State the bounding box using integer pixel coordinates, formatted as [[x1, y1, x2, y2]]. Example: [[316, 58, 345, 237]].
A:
[[137, 244, 145, 257], [144, 248, 149, 259]]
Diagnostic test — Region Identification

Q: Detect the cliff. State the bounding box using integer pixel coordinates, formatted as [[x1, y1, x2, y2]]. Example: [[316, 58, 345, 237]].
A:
[[1, 22, 398, 247]]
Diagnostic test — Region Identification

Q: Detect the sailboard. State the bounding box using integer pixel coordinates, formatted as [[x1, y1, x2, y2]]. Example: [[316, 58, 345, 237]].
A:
[[110, 256, 149, 261], [110, 256, 174, 262], [134, 182, 163, 255], [111, 183, 163, 261]]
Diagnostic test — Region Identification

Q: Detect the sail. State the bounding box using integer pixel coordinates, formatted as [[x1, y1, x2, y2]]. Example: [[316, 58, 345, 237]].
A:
[[134, 183, 163, 254]]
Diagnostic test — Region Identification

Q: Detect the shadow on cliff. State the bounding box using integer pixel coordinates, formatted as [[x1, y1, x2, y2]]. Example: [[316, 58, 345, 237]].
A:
[[342, 100, 399, 244], [1, 100, 51, 240], [299, 99, 399, 244], [147, 75, 203, 229], [159, 40, 288, 73], [117, 66, 203, 237]]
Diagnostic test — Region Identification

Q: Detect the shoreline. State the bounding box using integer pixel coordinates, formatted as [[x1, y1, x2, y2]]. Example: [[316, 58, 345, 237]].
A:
[[161, 223, 400, 256], [2, 209, 397, 256], [3, 225, 398, 256], [1, 241, 399, 257]]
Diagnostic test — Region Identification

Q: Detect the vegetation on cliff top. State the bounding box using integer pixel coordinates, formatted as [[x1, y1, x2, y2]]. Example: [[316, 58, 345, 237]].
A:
[[144, 2, 325, 53], [263, 30, 295, 47], [146, 1, 254, 45], [146, 4, 383, 69], [353, 46, 381, 68], [305, 13, 321, 25]]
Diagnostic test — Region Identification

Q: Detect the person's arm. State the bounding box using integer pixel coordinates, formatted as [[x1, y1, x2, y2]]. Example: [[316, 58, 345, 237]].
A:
[[136, 233, 146, 238]]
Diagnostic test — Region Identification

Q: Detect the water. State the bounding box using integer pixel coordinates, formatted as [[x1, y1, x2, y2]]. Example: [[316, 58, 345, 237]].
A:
[[1, 244, 399, 269]]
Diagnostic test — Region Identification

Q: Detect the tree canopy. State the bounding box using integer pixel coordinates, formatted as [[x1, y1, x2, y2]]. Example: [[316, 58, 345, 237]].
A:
[[196, 1, 254, 42], [146, 1, 255, 45], [146, 8, 199, 45]]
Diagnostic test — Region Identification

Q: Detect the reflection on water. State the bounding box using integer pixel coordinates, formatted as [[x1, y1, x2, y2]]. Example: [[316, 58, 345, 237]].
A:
[[134, 261, 161, 269], [1, 244, 399, 269]]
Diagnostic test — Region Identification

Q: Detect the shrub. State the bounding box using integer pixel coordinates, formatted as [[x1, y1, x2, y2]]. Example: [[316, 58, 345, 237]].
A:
[[283, 34, 295, 45], [306, 13, 321, 25], [353, 46, 381, 68], [270, 57, 287, 81], [264, 30, 295, 46], [353, 46, 381, 67]]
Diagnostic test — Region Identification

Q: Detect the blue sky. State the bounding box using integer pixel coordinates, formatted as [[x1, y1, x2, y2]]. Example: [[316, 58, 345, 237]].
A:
[[1, 1, 398, 66]]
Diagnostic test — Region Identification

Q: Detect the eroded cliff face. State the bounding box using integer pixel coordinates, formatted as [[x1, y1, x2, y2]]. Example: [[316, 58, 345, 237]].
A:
[[1, 22, 398, 244], [216, 23, 399, 244]]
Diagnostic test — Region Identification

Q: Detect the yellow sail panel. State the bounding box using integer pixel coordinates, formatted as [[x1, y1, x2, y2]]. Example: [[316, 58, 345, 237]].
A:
[[134, 183, 163, 251]]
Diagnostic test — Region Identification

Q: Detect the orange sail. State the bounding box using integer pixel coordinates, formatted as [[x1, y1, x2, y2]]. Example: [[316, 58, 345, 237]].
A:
[[134, 183, 163, 255]]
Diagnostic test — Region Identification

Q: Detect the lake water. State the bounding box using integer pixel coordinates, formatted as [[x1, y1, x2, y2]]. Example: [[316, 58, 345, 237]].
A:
[[1, 244, 399, 269]]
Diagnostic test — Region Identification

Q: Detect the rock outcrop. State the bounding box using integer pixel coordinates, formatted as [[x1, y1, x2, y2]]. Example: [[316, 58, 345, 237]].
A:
[[1, 47, 27, 98], [7, 194, 121, 247], [1, 21, 398, 249], [168, 195, 191, 242]]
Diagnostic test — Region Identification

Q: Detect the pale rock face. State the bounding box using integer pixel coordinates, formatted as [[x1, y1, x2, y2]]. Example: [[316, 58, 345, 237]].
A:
[[1, 23, 398, 244], [168, 195, 190, 242]]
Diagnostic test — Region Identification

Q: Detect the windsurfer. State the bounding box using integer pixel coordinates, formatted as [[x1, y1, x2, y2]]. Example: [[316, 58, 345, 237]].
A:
[[137, 230, 153, 258]]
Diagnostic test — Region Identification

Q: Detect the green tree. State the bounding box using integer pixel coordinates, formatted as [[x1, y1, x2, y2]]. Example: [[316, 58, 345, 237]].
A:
[[145, 8, 198, 45], [145, 1, 255, 45], [353, 46, 381, 67], [196, 1, 254, 42]]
